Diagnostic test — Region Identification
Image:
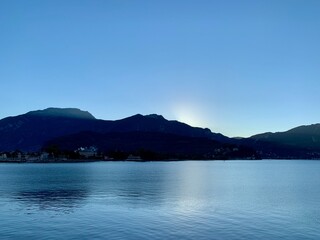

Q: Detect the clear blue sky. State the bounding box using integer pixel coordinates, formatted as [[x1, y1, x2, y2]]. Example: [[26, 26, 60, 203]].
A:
[[1, 0, 319, 137]]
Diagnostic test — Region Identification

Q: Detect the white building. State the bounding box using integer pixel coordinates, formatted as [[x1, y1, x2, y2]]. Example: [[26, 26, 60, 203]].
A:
[[78, 146, 98, 158], [0, 153, 7, 160]]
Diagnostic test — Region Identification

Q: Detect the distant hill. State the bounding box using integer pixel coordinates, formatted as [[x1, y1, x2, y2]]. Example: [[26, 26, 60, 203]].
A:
[[0, 108, 229, 152], [250, 124, 320, 150], [246, 124, 320, 158]]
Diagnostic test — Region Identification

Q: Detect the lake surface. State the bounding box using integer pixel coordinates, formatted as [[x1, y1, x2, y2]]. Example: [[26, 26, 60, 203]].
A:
[[0, 160, 319, 239]]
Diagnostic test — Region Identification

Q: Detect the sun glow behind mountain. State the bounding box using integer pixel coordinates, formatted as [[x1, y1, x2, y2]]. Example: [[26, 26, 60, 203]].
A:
[[171, 101, 208, 128]]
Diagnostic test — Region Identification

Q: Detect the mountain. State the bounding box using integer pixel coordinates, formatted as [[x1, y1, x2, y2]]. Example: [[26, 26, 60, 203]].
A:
[[250, 124, 320, 150], [0, 108, 99, 151], [0, 108, 229, 152], [103, 113, 229, 142], [246, 124, 320, 158], [2, 107, 320, 160]]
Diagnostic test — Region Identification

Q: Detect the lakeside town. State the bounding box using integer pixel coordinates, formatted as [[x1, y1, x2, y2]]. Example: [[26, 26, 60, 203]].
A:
[[0, 145, 257, 163], [0, 146, 138, 163]]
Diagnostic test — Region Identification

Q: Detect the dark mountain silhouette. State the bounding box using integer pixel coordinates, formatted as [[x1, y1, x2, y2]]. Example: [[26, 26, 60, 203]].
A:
[[0, 108, 229, 152], [244, 124, 320, 159], [2, 107, 320, 160], [0, 108, 98, 151], [250, 124, 320, 150], [105, 113, 229, 142]]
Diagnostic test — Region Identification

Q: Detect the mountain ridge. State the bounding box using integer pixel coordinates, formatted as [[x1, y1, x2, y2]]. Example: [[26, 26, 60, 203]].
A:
[[1, 107, 320, 160], [0, 108, 229, 152], [25, 107, 96, 120], [249, 123, 320, 153]]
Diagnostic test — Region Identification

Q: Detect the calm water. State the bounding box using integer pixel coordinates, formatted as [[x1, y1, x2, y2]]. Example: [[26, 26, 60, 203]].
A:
[[0, 160, 319, 239]]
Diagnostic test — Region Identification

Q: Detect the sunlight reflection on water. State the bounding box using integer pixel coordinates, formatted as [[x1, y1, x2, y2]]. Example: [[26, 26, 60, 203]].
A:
[[0, 161, 319, 239]]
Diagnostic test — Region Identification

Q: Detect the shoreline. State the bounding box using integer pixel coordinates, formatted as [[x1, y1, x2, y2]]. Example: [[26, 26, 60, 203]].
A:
[[1, 158, 319, 163]]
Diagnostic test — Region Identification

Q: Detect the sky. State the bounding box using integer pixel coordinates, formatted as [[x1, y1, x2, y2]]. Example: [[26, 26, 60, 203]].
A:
[[1, 0, 320, 137]]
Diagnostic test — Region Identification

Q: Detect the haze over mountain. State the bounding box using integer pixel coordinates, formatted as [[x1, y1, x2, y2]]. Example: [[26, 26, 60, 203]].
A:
[[27, 108, 96, 120]]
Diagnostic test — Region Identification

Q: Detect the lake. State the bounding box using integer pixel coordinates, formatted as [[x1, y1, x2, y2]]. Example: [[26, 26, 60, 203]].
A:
[[0, 160, 319, 239]]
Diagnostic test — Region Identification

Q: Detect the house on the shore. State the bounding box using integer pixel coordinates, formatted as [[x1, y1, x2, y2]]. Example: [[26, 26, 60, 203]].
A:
[[40, 152, 50, 160], [0, 153, 7, 160], [126, 154, 142, 161], [77, 146, 98, 158]]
